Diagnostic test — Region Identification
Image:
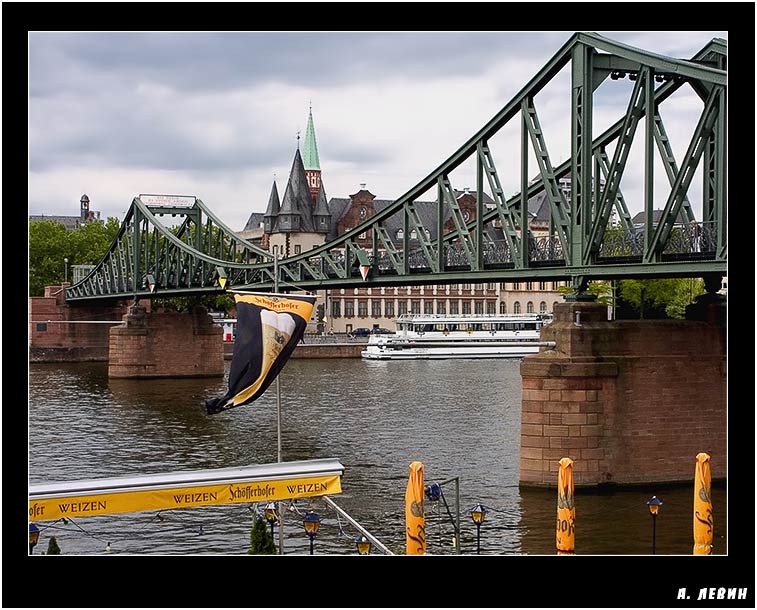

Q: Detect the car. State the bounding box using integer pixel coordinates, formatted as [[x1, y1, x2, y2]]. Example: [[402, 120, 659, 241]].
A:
[[348, 327, 372, 337], [371, 327, 393, 335]]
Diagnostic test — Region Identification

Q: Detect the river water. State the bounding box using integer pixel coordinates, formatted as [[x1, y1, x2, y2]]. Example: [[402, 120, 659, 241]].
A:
[[28, 358, 727, 557]]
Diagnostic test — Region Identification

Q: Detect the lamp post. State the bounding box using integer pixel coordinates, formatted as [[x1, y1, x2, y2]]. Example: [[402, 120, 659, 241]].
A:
[[64, 257, 69, 284], [646, 496, 663, 554], [425, 479, 461, 554], [470, 503, 488, 555], [29, 523, 40, 554], [264, 502, 279, 541], [302, 511, 321, 555], [355, 534, 372, 555]]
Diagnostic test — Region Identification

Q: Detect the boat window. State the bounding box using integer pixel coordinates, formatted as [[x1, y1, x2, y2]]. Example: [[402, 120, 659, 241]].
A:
[[481, 323, 492, 331], [434, 324, 447, 332]]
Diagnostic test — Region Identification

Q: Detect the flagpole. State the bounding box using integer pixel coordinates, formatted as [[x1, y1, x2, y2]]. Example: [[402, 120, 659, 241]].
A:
[[273, 252, 285, 555]]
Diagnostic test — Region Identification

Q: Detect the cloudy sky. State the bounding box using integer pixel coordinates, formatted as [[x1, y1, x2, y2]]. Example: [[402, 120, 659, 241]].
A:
[[28, 30, 727, 231]]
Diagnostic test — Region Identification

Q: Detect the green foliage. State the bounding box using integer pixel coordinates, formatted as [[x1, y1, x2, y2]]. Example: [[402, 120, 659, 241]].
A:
[[618, 278, 705, 319], [28, 218, 121, 296], [46, 536, 62, 555], [248, 517, 276, 555], [665, 277, 705, 319]]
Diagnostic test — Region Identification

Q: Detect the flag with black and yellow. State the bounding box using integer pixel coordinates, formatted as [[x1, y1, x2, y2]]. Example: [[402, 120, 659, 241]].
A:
[[205, 292, 316, 415]]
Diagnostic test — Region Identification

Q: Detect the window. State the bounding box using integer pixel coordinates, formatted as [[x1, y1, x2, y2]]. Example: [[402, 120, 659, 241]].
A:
[[486, 283, 496, 290], [272, 245, 279, 256], [437, 301, 446, 315], [513, 302, 521, 314], [424, 300, 434, 314], [527, 301, 534, 313], [512, 282, 520, 290], [358, 300, 368, 317], [331, 301, 341, 319], [450, 301, 459, 314], [359, 232, 367, 240], [463, 302, 472, 315], [345, 301, 355, 317], [398, 301, 408, 315], [500, 302, 507, 314], [385, 301, 395, 317], [396, 229, 404, 240], [487, 302, 496, 315], [474, 302, 483, 314], [539, 281, 547, 291], [411, 300, 421, 314], [450, 284, 459, 290], [372, 301, 382, 317], [410, 229, 417, 239], [424, 229, 431, 240], [294, 245, 302, 255], [540, 301, 547, 313], [462, 283, 471, 290], [526, 282, 533, 290], [36, 323, 47, 332]]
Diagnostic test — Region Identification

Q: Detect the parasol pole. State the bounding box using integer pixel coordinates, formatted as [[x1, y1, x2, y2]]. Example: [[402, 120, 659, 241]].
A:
[[274, 252, 284, 555]]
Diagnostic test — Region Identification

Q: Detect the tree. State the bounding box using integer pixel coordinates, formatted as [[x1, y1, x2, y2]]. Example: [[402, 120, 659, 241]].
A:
[[28, 217, 122, 296], [46, 536, 62, 555], [618, 278, 704, 319], [248, 517, 276, 555]]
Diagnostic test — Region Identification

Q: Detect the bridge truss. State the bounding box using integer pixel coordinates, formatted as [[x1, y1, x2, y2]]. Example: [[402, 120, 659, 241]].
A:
[[65, 32, 726, 304]]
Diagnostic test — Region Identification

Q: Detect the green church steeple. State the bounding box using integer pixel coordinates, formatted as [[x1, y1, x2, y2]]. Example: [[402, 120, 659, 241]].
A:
[[302, 106, 321, 171]]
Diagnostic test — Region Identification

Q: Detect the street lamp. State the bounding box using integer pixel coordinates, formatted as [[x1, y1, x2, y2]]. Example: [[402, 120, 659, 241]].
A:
[[264, 502, 279, 540], [64, 257, 69, 284], [355, 534, 372, 555], [646, 496, 663, 554], [302, 511, 321, 555], [29, 523, 40, 554], [470, 503, 488, 555]]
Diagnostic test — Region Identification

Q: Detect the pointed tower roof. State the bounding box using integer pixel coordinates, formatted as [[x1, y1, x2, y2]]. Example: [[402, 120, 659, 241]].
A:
[[278, 149, 316, 231], [314, 180, 330, 216], [263, 180, 280, 218], [302, 107, 321, 171]]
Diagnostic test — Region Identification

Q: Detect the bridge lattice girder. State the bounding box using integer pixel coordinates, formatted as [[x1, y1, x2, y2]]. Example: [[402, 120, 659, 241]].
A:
[[65, 32, 726, 304]]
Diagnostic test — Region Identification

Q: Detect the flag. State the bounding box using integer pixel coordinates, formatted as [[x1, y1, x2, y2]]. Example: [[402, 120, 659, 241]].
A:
[[205, 292, 316, 415], [405, 461, 426, 555]]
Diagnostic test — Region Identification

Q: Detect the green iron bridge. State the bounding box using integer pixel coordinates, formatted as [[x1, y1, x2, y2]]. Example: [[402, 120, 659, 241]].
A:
[[64, 32, 726, 305]]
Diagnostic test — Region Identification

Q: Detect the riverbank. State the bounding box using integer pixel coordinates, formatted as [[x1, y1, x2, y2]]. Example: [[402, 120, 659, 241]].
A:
[[223, 340, 365, 359]]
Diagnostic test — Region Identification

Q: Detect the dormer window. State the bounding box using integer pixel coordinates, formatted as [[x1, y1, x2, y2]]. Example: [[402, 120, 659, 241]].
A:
[[396, 228, 404, 240]]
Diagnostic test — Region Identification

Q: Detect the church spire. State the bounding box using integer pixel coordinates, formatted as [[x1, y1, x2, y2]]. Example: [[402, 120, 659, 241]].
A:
[[302, 105, 322, 202], [302, 106, 321, 171]]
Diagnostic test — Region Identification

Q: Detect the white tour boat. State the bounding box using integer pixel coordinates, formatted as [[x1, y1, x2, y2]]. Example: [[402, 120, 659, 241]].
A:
[[361, 313, 554, 360]]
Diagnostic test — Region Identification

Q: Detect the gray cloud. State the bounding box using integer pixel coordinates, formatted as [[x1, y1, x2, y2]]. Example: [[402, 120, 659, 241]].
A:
[[28, 30, 727, 227]]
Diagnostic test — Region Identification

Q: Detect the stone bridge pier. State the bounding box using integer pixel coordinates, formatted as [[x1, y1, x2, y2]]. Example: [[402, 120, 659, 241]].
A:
[[519, 300, 726, 488], [108, 305, 223, 378]]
